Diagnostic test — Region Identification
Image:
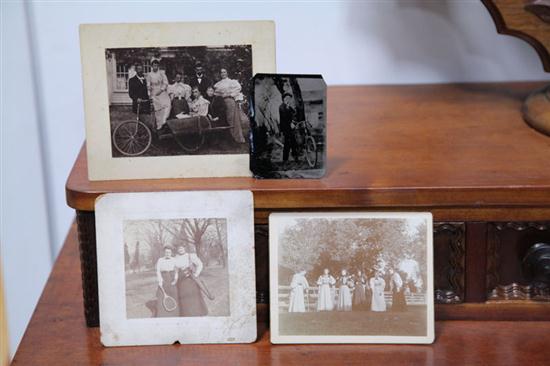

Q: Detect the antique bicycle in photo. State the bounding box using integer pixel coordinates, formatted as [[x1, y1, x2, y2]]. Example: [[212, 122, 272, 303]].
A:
[[270, 119, 318, 168], [112, 99, 237, 156], [293, 119, 318, 168]]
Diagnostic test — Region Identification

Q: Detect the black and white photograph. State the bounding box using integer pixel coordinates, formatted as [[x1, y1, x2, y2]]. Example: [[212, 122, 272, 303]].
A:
[[95, 191, 257, 346], [123, 218, 229, 319], [269, 212, 434, 344], [250, 74, 326, 179], [107, 46, 252, 158], [80, 21, 275, 180]]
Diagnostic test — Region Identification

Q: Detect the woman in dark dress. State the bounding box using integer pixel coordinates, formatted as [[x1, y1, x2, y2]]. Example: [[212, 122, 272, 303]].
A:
[[155, 246, 179, 317], [205, 86, 227, 127], [352, 270, 368, 310], [390, 268, 407, 311], [174, 245, 208, 317]]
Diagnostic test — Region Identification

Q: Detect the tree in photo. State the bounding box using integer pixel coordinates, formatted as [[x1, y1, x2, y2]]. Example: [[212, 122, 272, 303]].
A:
[[133, 241, 141, 273], [279, 218, 426, 284]]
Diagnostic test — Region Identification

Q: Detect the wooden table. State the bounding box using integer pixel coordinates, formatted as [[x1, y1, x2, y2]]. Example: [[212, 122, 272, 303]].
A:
[[11, 224, 550, 365], [66, 82, 550, 327]]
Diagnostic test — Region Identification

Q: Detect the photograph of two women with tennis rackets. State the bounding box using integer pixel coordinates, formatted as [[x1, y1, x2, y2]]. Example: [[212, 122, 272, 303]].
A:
[[123, 218, 229, 319]]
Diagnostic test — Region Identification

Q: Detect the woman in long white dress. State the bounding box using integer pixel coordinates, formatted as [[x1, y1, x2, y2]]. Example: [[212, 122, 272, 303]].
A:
[[316, 268, 336, 311], [370, 271, 387, 312], [154, 246, 179, 317], [214, 68, 245, 143], [336, 269, 353, 311], [288, 270, 309, 312], [146, 59, 171, 131]]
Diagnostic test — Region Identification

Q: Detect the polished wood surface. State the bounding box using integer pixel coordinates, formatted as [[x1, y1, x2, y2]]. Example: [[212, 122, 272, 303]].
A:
[[11, 224, 550, 365], [67, 83, 550, 222]]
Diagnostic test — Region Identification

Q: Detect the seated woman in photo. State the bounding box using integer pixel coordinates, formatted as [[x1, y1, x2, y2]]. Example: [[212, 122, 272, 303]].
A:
[[188, 86, 210, 117], [370, 271, 387, 312], [336, 269, 353, 311], [205, 86, 227, 127], [174, 244, 208, 317], [154, 246, 179, 317], [316, 268, 336, 311], [168, 72, 191, 118], [288, 270, 309, 313]]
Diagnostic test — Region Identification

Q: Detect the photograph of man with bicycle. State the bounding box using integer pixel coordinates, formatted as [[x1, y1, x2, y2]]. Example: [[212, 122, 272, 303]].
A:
[[251, 74, 326, 179]]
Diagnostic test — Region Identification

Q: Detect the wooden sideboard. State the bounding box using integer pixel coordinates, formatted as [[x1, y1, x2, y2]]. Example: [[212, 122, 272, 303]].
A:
[[65, 82, 550, 326], [11, 224, 550, 365]]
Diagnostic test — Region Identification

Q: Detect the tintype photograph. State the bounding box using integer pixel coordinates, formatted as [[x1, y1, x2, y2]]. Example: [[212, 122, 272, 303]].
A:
[[80, 21, 275, 180], [250, 74, 326, 179], [269, 212, 434, 344], [95, 191, 256, 346]]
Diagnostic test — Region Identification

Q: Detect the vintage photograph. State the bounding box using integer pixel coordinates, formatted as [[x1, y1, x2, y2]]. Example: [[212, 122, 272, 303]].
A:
[[250, 74, 326, 179], [123, 218, 229, 319], [95, 191, 257, 346], [269, 212, 434, 344], [107, 46, 252, 157], [80, 21, 275, 180]]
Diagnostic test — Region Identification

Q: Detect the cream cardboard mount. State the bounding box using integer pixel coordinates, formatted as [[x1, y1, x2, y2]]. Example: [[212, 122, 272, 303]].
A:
[[80, 21, 276, 181], [95, 191, 256, 346]]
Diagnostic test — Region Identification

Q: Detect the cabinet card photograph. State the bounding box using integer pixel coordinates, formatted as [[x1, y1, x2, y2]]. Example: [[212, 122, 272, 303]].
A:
[[250, 74, 326, 179], [80, 21, 275, 180], [269, 212, 434, 344], [95, 191, 256, 346]]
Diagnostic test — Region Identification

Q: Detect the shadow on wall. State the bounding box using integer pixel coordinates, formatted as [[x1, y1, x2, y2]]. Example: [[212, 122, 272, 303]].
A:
[[344, 0, 535, 83]]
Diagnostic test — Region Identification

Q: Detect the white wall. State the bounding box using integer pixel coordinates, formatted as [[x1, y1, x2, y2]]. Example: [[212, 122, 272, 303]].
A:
[[2, 0, 549, 358], [1, 0, 54, 358]]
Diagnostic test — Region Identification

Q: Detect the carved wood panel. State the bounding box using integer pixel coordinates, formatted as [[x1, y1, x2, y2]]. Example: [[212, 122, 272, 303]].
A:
[[434, 223, 465, 304], [255, 225, 270, 304], [487, 222, 550, 301]]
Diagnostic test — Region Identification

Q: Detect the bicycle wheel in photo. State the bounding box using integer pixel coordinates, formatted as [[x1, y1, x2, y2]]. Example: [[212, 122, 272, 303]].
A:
[[304, 135, 317, 168], [112, 120, 152, 156]]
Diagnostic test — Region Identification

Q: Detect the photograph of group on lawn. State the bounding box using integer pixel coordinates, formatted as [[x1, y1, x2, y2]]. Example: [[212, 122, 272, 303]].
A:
[[274, 215, 430, 337]]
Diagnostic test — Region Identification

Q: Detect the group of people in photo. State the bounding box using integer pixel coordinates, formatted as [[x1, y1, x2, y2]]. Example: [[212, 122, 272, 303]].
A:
[[287, 267, 409, 313], [152, 245, 212, 318], [128, 60, 246, 143]]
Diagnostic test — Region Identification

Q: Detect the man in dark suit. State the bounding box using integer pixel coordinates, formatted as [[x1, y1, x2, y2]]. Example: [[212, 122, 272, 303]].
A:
[[279, 93, 299, 163], [189, 63, 212, 96], [128, 64, 150, 114]]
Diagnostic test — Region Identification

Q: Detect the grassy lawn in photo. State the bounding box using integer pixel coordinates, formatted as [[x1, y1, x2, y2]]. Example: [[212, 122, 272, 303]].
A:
[[125, 265, 229, 319], [279, 306, 427, 337], [109, 105, 249, 157]]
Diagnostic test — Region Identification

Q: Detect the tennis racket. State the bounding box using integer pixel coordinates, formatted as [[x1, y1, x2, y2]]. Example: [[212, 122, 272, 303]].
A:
[[159, 285, 177, 312]]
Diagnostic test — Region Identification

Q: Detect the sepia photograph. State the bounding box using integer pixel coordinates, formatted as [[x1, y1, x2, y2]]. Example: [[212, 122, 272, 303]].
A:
[[95, 191, 257, 346], [269, 212, 434, 344], [250, 74, 326, 179], [107, 46, 252, 158], [123, 218, 229, 319], [80, 21, 275, 180]]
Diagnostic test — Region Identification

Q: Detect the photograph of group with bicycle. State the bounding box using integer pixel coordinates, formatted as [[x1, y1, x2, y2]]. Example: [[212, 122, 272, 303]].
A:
[[105, 45, 253, 157], [251, 74, 326, 179]]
